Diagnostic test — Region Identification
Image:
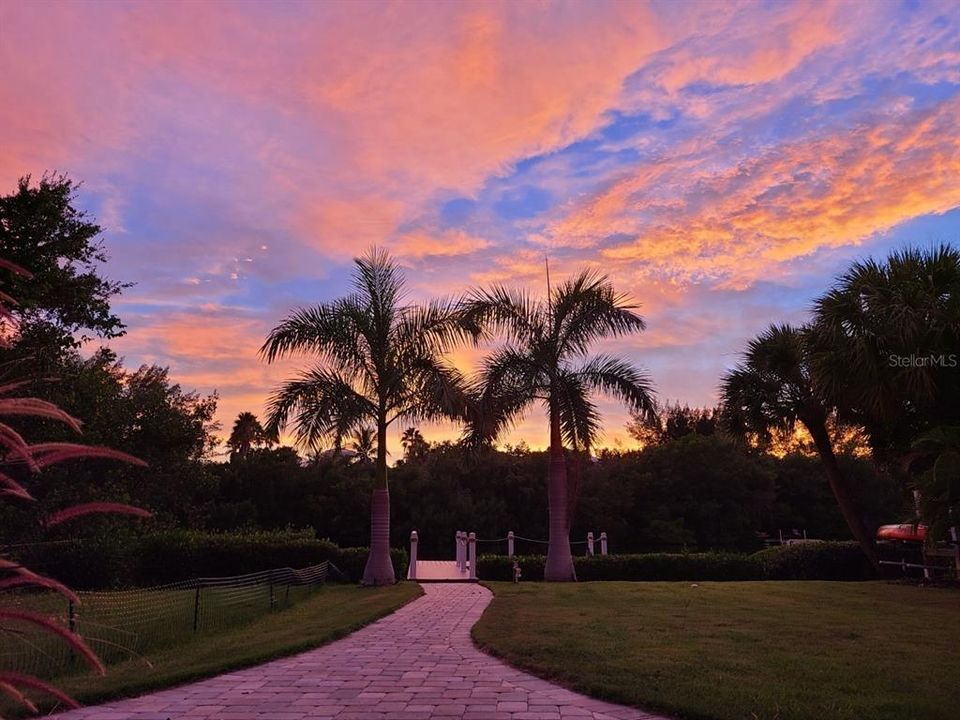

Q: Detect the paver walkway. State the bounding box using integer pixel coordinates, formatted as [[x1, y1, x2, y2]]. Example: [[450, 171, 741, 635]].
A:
[[60, 583, 668, 720]]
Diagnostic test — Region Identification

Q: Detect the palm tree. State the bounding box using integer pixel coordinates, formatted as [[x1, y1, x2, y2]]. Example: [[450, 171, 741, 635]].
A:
[[400, 427, 428, 460], [809, 245, 960, 463], [227, 411, 267, 460], [460, 269, 656, 581], [260, 248, 468, 585], [721, 323, 878, 566], [349, 426, 377, 466]]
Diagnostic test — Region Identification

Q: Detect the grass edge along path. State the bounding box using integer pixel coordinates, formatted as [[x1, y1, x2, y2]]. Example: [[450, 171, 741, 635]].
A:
[[472, 581, 959, 720], [32, 583, 422, 715]]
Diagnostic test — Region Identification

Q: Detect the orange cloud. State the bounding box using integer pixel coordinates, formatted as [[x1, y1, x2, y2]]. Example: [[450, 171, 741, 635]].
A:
[[541, 94, 960, 289]]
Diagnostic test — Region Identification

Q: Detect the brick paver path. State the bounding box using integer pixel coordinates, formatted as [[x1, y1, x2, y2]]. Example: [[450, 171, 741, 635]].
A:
[[60, 583, 668, 720]]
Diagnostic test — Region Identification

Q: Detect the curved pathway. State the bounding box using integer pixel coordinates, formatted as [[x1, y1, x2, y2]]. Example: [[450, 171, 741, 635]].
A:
[[61, 583, 668, 720]]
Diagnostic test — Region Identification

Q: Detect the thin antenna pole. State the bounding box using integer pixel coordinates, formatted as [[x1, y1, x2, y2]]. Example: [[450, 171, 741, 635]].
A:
[[543, 255, 553, 305]]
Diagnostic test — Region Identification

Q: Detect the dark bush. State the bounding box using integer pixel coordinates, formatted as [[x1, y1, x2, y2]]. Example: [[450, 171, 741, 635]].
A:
[[332, 547, 409, 583], [477, 542, 875, 582], [753, 541, 876, 580], [15, 529, 408, 588]]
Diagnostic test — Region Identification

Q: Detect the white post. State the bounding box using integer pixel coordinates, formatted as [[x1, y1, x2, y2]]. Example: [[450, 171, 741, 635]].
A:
[[460, 529, 467, 570], [468, 532, 477, 580], [455, 531, 463, 570], [409, 530, 418, 580], [507, 531, 515, 558], [587, 532, 595, 556], [600, 531, 608, 555]]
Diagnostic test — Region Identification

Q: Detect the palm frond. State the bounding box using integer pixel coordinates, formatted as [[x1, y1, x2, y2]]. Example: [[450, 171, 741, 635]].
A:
[[263, 366, 375, 449], [553, 370, 601, 449], [459, 285, 543, 345], [573, 353, 656, 422], [463, 347, 540, 445], [259, 296, 370, 371], [553, 270, 646, 356]]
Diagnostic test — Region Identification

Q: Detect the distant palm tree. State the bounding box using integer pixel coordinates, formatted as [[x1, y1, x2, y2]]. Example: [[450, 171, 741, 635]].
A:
[[400, 426, 428, 460], [227, 411, 268, 460], [349, 426, 377, 466], [721, 323, 878, 566], [460, 269, 656, 581], [260, 248, 468, 585]]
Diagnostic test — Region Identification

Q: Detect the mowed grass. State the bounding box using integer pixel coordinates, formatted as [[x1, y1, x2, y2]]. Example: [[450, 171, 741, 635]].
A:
[[473, 581, 959, 720], [7, 583, 420, 716]]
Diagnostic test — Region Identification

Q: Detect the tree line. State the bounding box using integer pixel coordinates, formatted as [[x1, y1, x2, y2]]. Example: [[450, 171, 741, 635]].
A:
[[2, 175, 957, 587]]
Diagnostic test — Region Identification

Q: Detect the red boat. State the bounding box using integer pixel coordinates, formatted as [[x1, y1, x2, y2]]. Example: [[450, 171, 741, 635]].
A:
[[876, 523, 928, 543]]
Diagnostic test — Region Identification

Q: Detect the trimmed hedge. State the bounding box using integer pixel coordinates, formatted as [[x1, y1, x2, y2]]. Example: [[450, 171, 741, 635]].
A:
[[15, 529, 408, 588], [477, 541, 875, 582], [752, 541, 875, 580]]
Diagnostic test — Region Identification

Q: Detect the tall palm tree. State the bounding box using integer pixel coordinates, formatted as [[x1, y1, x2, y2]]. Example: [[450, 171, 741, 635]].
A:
[[460, 270, 656, 581], [260, 248, 468, 585], [227, 411, 267, 460], [721, 323, 878, 566]]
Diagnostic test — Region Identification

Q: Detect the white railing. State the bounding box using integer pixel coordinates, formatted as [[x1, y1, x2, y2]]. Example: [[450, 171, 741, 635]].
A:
[[406, 529, 610, 581]]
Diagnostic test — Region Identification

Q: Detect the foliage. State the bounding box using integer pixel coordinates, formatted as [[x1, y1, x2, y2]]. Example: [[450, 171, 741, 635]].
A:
[[0, 175, 129, 358], [720, 323, 880, 565], [400, 427, 429, 460], [626, 402, 720, 447], [12, 530, 408, 589], [196, 433, 902, 560], [477, 542, 874, 582], [908, 425, 960, 539], [226, 412, 272, 460], [0, 257, 147, 714], [809, 244, 960, 461], [0, 348, 220, 540], [752, 541, 876, 581]]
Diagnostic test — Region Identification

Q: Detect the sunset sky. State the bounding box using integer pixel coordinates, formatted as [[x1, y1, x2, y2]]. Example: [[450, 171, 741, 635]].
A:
[[2, 0, 959, 453]]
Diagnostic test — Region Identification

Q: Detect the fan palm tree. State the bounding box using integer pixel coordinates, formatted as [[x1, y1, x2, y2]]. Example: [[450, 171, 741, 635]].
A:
[[460, 269, 656, 581], [809, 245, 960, 462], [227, 411, 267, 460], [260, 248, 468, 585], [721, 323, 878, 566]]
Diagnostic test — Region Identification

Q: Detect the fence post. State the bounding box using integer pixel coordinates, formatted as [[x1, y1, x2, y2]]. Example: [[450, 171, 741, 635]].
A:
[[468, 532, 477, 580], [587, 532, 595, 556], [455, 531, 462, 569], [193, 584, 202, 633], [507, 531, 514, 557], [460, 529, 467, 570], [409, 530, 418, 580], [600, 532, 608, 556]]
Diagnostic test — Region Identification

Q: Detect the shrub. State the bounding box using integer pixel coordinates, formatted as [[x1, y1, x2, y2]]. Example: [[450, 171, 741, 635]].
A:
[[753, 541, 876, 580], [14, 530, 408, 588], [333, 547, 409, 584], [477, 542, 876, 582]]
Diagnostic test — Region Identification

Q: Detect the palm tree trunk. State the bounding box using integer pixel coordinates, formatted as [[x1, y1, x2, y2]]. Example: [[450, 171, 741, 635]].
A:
[[545, 401, 576, 581], [566, 447, 584, 531], [361, 418, 396, 585], [803, 418, 879, 568]]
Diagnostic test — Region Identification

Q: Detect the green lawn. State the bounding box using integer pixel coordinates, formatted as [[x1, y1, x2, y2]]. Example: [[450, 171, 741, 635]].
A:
[[473, 581, 959, 720], [6, 583, 420, 716]]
